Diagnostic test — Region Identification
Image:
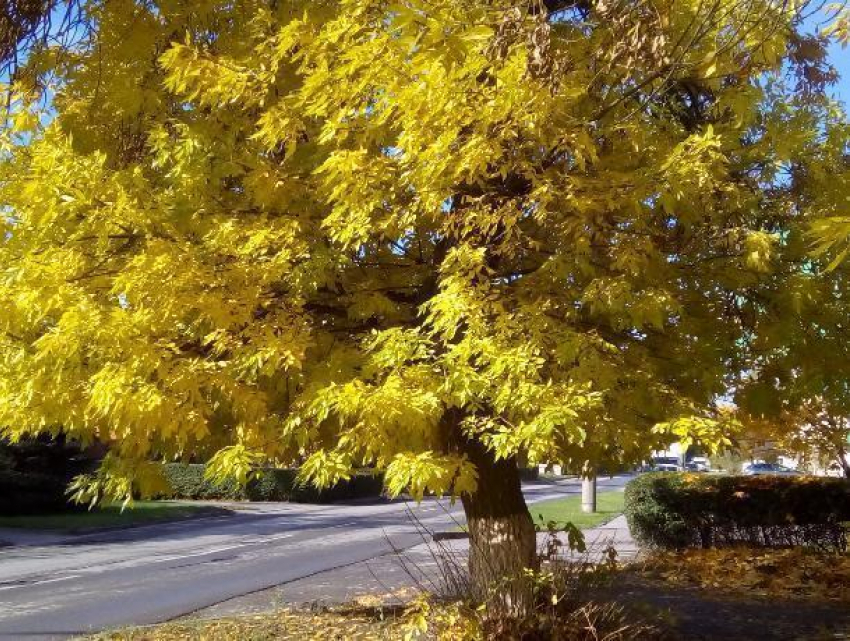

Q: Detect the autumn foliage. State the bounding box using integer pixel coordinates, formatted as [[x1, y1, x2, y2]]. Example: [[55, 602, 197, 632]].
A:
[[1, 0, 850, 607], [640, 547, 850, 603]]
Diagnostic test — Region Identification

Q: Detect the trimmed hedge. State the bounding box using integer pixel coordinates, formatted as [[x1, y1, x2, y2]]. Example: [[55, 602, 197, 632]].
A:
[[0, 469, 79, 515], [518, 467, 540, 481], [160, 463, 384, 503], [159, 463, 244, 501], [0, 435, 95, 515], [624, 473, 850, 552]]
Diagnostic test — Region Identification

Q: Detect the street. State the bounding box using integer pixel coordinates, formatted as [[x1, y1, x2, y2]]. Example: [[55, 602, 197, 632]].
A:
[[0, 475, 630, 640]]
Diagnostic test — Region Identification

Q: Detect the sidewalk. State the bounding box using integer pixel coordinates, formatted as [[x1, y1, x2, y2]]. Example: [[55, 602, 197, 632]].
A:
[[584, 515, 639, 561], [190, 513, 638, 619]]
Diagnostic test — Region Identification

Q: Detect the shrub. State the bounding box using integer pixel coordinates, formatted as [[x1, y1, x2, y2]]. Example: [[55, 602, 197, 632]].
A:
[[160, 463, 244, 501], [518, 466, 540, 481], [160, 463, 384, 503], [0, 435, 96, 515], [624, 473, 850, 552], [395, 520, 664, 639], [0, 469, 79, 515], [244, 467, 297, 501]]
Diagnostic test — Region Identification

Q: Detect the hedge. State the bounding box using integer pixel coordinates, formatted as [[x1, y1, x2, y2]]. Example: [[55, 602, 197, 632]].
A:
[[624, 473, 850, 552], [159, 463, 244, 501], [0, 469, 84, 515], [160, 463, 385, 503], [518, 467, 540, 481], [0, 435, 95, 515]]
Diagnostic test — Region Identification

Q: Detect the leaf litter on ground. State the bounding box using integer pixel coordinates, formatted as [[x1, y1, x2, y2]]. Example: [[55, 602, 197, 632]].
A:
[[636, 547, 850, 603]]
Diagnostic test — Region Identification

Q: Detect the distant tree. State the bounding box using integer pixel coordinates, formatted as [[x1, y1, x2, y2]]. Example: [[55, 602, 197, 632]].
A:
[[1, 0, 849, 612], [783, 405, 850, 477], [760, 401, 850, 477]]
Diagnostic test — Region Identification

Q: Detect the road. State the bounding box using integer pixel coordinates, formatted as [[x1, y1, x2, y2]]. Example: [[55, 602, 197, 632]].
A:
[[0, 475, 630, 640]]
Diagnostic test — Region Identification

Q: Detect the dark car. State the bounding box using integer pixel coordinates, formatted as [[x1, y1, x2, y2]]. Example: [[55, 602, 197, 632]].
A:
[[741, 462, 799, 476]]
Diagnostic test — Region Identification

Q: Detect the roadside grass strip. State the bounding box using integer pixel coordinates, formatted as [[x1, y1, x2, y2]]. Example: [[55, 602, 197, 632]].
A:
[[530, 490, 626, 531], [0, 501, 222, 532]]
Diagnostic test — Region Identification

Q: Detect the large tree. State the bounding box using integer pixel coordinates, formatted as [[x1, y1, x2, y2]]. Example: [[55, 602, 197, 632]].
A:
[[1, 0, 848, 612]]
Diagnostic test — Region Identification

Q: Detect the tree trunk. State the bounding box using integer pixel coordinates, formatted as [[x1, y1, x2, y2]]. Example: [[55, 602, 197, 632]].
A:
[[581, 467, 597, 514], [459, 437, 538, 617], [838, 446, 850, 478]]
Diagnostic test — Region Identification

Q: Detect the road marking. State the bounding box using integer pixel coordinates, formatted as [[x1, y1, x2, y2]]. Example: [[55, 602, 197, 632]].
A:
[[109, 532, 298, 568], [0, 532, 299, 589], [0, 574, 81, 591]]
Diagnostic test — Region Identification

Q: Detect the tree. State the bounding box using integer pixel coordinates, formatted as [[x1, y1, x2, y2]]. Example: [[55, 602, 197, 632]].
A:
[[779, 403, 850, 477], [736, 162, 850, 478], [0, 1, 84, 84], [737, 400, 850, 477], [1, 0, 848, 613]]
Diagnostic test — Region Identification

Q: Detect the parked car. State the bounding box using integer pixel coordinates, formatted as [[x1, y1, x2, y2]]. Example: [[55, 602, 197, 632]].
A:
[[685, 456, 711, 472], [741, 462, 799, 476], [650, 456, 682, 472]]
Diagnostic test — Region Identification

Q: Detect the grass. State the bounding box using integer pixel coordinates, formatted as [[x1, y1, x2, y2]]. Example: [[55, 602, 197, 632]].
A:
[[0, 501, 222, 531], [529, 490, 626, 530]]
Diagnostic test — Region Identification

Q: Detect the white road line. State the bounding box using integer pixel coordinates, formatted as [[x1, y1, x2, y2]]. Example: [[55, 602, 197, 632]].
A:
[[0, 574, 82, 592], [0, 532, 298, 590]]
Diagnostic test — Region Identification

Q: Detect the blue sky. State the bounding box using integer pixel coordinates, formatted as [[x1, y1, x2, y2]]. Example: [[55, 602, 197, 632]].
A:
[[806, 3, 849, 105], [828, 41, 849, 104]]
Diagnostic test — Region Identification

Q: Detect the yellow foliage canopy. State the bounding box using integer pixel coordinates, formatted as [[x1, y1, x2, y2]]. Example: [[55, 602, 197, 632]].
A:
[[0, 0, 848, 500]]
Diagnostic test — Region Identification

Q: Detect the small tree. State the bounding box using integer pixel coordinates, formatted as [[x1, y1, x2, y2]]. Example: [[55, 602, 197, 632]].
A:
[[765, 401, 850, 476], [1, 0, 849, 613], [786, 409, 850, 477]]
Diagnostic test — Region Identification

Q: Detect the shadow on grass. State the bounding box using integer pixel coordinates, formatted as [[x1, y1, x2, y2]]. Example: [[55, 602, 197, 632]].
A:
[[0, 501, 232, 533]]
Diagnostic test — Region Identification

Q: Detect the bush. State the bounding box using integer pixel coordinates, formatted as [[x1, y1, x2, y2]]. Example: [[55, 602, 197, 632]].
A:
[[0, 469, 79, 515], [0, 435, 96, 515], [624, 473, 850, 552], [518, 466, 540, 481], [401, 515, 664, 639], [160, 463, 244, 501], [160, 463, 384, 503]]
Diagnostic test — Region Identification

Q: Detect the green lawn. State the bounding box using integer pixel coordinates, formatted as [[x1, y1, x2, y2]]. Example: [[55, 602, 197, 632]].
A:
[[529, 490, 625, 530], [0, 501, 222, 531]]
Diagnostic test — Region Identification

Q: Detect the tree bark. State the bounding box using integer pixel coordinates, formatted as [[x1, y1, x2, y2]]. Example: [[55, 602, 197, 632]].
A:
[[458, 437, 538, 617], [836, 442, 850, 478], [581, 469, 597, 514]]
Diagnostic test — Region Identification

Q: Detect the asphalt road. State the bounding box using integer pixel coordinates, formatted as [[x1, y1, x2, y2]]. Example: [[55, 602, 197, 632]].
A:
[[0, 475, 630, 640]]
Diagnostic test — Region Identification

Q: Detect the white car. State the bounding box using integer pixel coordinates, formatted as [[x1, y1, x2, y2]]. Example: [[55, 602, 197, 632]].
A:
[[650, 456, 682, 472], [685, 457, 711, 472]]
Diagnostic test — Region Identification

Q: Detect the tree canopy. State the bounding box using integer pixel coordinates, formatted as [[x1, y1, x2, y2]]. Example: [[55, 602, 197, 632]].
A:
[[1, 0, 849, 505]]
